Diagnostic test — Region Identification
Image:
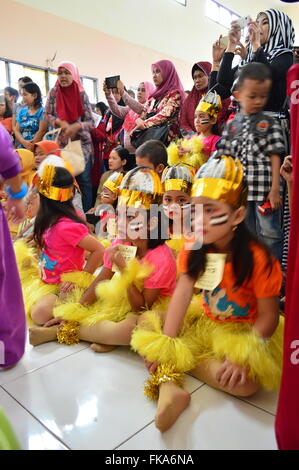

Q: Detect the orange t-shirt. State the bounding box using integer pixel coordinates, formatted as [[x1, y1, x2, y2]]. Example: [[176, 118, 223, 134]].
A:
[[178, 242, 282, 323], [0, 117, 13, 134]]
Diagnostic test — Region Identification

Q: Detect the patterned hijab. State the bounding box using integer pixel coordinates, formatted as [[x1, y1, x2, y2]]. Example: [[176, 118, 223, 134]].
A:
[[246, 9, 294, 63]]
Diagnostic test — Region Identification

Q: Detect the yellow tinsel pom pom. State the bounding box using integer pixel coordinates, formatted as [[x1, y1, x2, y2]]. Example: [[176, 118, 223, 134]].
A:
[[57, 321, 80, 345], [144, 364, 184, 401]]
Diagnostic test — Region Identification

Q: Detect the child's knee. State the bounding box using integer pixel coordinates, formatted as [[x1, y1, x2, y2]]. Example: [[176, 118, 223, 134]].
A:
[[31, 300, 55, 325]]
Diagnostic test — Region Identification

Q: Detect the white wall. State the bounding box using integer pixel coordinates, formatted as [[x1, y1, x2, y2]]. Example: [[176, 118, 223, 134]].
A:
[[14, 0, 298, 64]]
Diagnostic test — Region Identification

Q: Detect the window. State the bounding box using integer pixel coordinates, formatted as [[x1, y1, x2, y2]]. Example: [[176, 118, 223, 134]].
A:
[[0, 57, 98, 104], [82, 77, 97, 104], [205, 0, 240, 29], [0, 60, 7, 90]]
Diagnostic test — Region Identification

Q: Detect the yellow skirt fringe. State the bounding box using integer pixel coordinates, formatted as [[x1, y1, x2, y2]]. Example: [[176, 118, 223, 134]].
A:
[[131, 295, 284, 390], [52, 258, 164, 326], [14, 240, 96, 324]]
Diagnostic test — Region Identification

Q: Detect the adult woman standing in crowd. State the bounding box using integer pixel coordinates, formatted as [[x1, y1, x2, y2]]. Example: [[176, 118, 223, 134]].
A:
[[44, 61, 94, 212], [104, 80, 155, 169], [215, 9, 295, 113], [14, 82, 47, 152], [118, 59, 185, 144], [94, 102, 108, 122], [180, 62, 212, 136]]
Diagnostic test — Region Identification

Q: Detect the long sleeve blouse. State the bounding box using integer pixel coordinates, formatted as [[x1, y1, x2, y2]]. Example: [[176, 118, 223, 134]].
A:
[[213, 50, 294, 112], [44, 87, 94, 161]]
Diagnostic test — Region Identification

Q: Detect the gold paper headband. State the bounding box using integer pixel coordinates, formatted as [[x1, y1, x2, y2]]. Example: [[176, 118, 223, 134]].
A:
[[162, 164, 193, 194], [191, 155, 247, 208], [196, 91, 222, 119], [38, 158, 74, 202], [118, 167, 163, 209], [103, 172, 124, 195]]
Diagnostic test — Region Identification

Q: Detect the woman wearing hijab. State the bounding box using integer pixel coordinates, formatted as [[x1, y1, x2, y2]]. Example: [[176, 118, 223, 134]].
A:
[[104, 81, 155, 168], [180, 62, 211, 136], [215, 9, 295, 113], [118, 60, 185, 144], [44, 61, 94, 211]]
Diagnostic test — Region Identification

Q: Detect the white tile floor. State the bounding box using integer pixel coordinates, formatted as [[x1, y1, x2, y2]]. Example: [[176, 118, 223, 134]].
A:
[[0, 336, 278, 450]]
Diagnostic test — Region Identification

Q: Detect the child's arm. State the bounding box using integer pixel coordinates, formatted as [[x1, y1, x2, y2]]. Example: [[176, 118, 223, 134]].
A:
[[80, 267, 114, 305], [280, 156, 293, 209], [127, 286, 161, 312], [162, 274, 195, 338], [14, 122, 30, 150], [77, 235, 105, 274], [31, 119, 48, 144], [253, 297, 280, 339], [268, 154, 282, 210]]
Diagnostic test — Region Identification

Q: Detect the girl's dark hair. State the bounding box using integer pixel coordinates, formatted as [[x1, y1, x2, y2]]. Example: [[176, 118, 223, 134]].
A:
[[3, 98, 12, 119], [95, 101, 108, 115], [147, 207, 169, 250], [113, 145, 130, 161], [34, 167, 87, 248], [4, 87, 19, 101], [187, 222, 274, 287], [22, 82, 43, 108], [18, 76, 33, 84]]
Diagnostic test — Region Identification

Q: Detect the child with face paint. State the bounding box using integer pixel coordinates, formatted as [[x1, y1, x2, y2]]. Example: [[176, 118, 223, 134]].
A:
[[131, 154, 283, 432], [94, 171, 123, 239], [14, 156, 105, 329], [162, 164, 193, 254], [194, 91, 222, 158], [28, 166, 177, 351]]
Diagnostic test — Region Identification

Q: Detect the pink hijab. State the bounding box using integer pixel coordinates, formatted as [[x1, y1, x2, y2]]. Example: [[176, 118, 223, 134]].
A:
[[123, 81, 155, 132], [56, 61, 85, 92], [149, 60, 185, 104], [55, 61, 85, 122]]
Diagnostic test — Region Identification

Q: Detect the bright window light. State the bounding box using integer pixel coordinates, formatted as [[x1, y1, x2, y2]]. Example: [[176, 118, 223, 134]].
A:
[[205, 0, 240, 29]]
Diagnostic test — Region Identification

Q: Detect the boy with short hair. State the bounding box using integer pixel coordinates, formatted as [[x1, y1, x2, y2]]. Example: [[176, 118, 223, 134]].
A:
[[218, 62, 285, 260], [135, 140, 168, 177]]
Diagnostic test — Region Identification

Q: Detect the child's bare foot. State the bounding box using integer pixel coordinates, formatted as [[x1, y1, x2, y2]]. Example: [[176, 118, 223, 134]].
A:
[[29, 326, 58, 346], [155, 381, 191, 432], [90, 343, 116, 353]]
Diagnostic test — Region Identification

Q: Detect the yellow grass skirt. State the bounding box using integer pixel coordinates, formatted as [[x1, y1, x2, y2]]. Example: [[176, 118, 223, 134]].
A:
[[52, 259, 171, 327], [131, 295, 284, 390], [14, 240, 95, 324]]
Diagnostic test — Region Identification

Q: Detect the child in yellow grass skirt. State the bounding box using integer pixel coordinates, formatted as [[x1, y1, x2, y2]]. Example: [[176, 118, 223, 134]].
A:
[[167, 90, 222, 174], [131, 154, 284, 432], [15, 155, 105, 327], [27, 166, 178, 351]]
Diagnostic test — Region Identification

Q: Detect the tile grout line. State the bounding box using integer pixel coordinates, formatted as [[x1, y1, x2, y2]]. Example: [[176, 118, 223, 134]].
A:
[[188, 381, 276, 417], [114, 419, 156, 450], [0, 345, 90, 387], [234, 395, 276, 417], [0, 385, 71, 450]]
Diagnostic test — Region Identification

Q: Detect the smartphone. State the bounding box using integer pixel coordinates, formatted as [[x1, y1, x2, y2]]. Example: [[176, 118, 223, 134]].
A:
[[219, 36, 229, 48], [235, 16, 251, 29], [105, 75, 120, 89]]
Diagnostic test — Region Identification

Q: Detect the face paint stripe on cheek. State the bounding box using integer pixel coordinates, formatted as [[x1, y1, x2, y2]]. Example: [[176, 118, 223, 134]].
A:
[[209, 214, 229, 226]]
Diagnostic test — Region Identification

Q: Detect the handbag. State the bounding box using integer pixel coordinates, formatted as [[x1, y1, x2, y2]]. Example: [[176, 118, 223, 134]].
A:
[[130, 101, 170, 149], [44, 128, 86, 176]]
